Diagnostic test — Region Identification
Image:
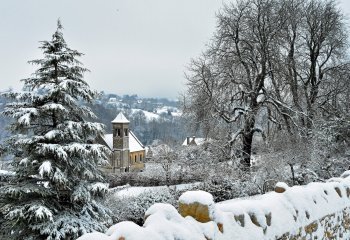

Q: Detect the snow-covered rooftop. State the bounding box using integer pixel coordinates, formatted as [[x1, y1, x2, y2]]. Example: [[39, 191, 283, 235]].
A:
[[112, 112, 130, 123], [101, 131, 144, 152], [129, 131, 144, 152], [182, 137, 207, 146]]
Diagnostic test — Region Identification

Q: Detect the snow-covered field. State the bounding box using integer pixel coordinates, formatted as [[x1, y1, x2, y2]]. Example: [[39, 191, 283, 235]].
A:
[[0, 169, 15, 176], [111, 182, 201, 199], [130, 107, 182, 122], [131, 109, 160, 121], [155, 106, 182, 117]]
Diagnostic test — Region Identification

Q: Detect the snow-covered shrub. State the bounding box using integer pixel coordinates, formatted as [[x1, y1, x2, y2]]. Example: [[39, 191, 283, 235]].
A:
[[308, 117, 350, 179], [194, 178, 261, 202], [107, 165, 203, 188], [105, 190, 177, 225], [108, 172, 168, 188]]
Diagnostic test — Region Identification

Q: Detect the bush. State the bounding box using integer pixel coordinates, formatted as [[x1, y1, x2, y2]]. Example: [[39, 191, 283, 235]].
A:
[[107, 172, 202, 188], [194, 178, 261, 202], [105, 189, 178, 225]]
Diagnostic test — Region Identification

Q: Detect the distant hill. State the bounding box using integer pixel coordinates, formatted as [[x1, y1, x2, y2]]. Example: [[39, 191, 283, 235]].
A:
[[90, 92, 187, 145], [0, 91, 188, 147]]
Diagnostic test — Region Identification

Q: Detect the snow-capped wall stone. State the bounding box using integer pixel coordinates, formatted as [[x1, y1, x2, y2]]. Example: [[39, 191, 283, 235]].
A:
[[77, 173, 350, 240], [178, 190, 215, 223], [274, 181, 289, 193]]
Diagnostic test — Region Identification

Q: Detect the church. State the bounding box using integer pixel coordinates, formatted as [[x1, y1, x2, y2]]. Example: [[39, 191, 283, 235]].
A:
[[99, 112, 145, 173]]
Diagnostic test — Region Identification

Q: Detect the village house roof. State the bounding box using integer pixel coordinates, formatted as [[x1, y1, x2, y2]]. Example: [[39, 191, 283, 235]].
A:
[[111, 112, 130, 123], [101, 131, 144, 152], [182, 136, 207, 146]]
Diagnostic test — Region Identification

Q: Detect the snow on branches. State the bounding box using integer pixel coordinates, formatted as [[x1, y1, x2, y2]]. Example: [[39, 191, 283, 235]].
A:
[[0, 19, 111, 239]]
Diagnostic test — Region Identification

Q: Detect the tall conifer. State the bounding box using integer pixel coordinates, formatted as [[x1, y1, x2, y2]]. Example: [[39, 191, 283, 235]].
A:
[[0, 20, 111, 239]]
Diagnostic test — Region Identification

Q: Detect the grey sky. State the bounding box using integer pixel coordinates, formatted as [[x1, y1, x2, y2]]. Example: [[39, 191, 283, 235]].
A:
[[1, 0, 350, 99]]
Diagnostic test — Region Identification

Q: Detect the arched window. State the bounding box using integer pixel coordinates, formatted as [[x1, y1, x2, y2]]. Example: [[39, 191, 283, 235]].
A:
[[134, 155, 137, 163], [124, 129, 128, 136]]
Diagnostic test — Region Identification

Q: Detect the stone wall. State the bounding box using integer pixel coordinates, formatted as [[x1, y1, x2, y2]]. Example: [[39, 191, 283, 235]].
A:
[[278, 207, 350, 239], [78, 172, 350, 240]]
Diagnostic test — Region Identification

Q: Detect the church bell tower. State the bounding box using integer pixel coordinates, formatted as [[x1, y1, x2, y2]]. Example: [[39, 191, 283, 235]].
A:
[[112, 112, 130, 172]]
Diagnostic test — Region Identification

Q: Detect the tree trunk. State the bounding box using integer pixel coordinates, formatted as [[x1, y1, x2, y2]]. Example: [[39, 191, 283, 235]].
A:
[[241, 115, 255, 169], [287, 31, 305, 128], [165, 168, 171, 186], [288, 163, 295, 186]]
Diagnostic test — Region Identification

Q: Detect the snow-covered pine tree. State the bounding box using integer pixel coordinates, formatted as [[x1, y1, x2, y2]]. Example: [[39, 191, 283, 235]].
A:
[[0, 20, 112, 239]]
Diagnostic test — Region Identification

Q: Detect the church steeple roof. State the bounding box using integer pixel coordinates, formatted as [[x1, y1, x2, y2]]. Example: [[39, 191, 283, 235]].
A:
[[112, 112, 130, 123]]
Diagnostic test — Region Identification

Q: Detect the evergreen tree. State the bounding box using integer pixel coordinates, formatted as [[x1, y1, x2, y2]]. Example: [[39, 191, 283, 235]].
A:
[[0, 20, 111, 239]]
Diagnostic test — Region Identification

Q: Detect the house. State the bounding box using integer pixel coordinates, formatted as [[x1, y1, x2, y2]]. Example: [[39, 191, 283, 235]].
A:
[[99, 112, 145, 173], [182, 136, 207, 146]]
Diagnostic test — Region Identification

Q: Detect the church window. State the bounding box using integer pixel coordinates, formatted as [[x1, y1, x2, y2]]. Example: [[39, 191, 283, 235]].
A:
[[135, 155, 137, 163], [117, 129, 121, 137], [124, 129, 128, 136]]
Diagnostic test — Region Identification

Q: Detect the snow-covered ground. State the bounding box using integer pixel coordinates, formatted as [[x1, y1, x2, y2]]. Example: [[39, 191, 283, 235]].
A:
[[130, 106, 182, 122], [131, 109, 160, 121], [112, 182, 201, 199], [155, 106, 182, 117], [0, 169, 15, 176]]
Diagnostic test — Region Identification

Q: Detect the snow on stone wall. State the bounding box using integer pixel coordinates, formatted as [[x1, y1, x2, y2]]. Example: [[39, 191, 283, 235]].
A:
[[78, 173, 350, 240]]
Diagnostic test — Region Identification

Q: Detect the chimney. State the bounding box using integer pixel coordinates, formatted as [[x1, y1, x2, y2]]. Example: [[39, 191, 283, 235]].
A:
[[186, 137, 190, 145], [191, 136, 196, 145]]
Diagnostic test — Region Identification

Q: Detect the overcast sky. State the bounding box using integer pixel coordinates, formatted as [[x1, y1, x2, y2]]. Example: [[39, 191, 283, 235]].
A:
[[1, 0, 350, 99]]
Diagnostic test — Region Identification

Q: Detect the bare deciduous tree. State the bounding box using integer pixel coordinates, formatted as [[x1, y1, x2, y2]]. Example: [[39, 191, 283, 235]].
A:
[[185, 0, 285, 168], [184, 0, 350, 170]]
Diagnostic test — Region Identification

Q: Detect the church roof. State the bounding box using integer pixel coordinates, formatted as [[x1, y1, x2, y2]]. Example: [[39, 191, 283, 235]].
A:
[[101, 131, 144, 152], [129, 131, 145, 152], [112, 112, 129, 123], [101, 134, 113, 150]]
